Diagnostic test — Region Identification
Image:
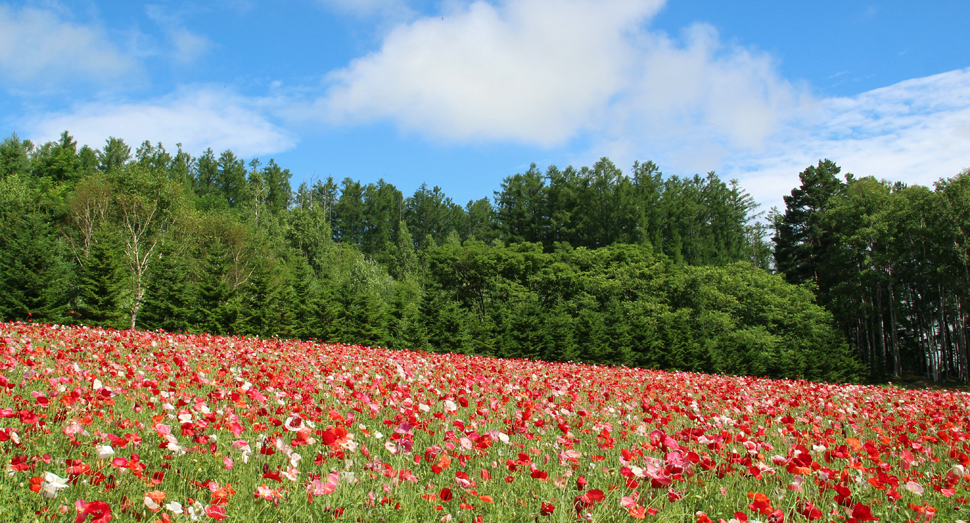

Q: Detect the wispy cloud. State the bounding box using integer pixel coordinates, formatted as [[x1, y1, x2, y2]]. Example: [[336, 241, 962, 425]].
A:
[[0, 4, 136, 86], [145, 4, 213, 64], [24, 87, 295, 158], [725, 68, 970, 211]]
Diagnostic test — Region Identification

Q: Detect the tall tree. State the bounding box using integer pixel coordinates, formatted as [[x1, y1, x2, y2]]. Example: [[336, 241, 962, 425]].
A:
[[333, 178, 366, 246], [75, 234, 127, 329], [217, 150, 249, 209], [32, 131, 83, 184], [139, 241, 193, 332], [0, 134, 31, 178], [773, 159, 845, 290], [494, 164, 548, 245], [96, 137, 131, 175], [405, 184, 465, 249], [0, 174, 71, 322]]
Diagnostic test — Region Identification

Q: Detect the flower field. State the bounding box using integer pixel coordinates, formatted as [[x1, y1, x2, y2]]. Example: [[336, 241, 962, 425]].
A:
[[1, 322, 968, 522]]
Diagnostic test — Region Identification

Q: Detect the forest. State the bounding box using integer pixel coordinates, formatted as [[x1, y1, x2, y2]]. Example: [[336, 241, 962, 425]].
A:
[[0, 131, 967, 383]]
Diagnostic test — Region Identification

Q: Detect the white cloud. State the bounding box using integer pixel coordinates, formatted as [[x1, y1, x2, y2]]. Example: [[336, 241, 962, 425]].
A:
[[315, 0, 812, 159], [319, 0, 668, 146], [725, 68, 970, 212], [24, 87, 295, 158], [591, 22, 811, 178], [145, 4, 213, 64], [0, 4, 136, 85]]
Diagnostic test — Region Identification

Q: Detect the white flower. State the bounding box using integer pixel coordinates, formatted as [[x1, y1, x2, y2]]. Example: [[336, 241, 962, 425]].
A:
[[40, 472, 69, 498], [145, 495, 161, 511], [96, 445, 115, 460]]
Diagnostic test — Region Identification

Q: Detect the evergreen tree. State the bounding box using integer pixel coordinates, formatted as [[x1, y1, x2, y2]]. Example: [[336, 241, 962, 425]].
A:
[[0, 134, 31, 178], [139, 241, 192, 332], [464, 198, 498, 244], [386, 221, 419, 280], [773, 159, 845, 289], [405, 184, 466, 249], [290, 257, 337, 341], [262, 159, 293, 214], [333, 178, 366, 246], [217, 150, 249, 209], [97, 137, 131, 175], [32, 131, 82, 184], [193, 148, 222, 210], [235, 258, 289, 337], [191, 239, 236, 334], [75, 236, 127, 328], [0, 205, 71, 322], [495, 164, 548, 245]]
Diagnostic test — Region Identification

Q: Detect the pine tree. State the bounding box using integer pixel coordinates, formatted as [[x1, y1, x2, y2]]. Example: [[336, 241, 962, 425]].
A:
[[235, 259, 288, 337], [139, 242, 192, 332], [773, 159, 845, 289], [75, 237, 127, 328], [191, 239, 235, 334], [0, 208, 71, 322]]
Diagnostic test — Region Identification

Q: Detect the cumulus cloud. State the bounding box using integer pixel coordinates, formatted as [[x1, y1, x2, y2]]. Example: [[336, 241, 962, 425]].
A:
[[319, 0, 668, 145], [0, 4, 135, 85], [724, 68, 970, 211], [24, 87, 295, 158], [590, 22, 811, 177], [315, 0, 809, 155]]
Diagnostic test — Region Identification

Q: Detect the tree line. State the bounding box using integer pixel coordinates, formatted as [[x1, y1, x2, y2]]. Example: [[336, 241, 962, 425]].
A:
[[774, 160, 970, 383], [1, 130, 931, 383]]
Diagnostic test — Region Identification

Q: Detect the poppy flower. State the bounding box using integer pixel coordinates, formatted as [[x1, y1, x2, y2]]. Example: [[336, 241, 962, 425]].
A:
[[439, 487, 453, 502], [74, 499, 112, 523]]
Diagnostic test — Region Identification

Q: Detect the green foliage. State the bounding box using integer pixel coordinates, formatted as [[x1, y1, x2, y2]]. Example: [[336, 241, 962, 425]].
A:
[[139, 241, 193, 332], [773, 159, 845, 289], [421, 241, 858, 381], [0, 178, 71, 322], [1, 130, 879, 383], [191, 238, 237, 335], [774, 161, 970, 383], [0, 134, 31, 178], [74, 234, 127, 328]]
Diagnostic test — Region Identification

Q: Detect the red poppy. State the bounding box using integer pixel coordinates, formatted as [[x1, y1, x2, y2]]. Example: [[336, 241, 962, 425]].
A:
[[74, 499, 112, 523], [439, 487, 453, 502]]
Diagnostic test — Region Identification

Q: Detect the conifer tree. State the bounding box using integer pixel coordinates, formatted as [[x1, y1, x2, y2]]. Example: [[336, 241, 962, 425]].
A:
[[75, 236, 127, 328], [0, 208, 71, 322], [773, 160, 845, 289], [139, 242, 192, 332], [192, 239, 235, 334]]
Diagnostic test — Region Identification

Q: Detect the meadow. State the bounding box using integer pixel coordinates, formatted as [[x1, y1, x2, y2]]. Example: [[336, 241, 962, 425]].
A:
[[0, 321, 967, 522]]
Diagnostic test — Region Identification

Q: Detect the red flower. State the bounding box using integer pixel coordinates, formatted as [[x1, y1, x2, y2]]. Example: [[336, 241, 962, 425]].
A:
[[540, 502, 555, 516], [439, 487, 453, 502], [75, 499, 112, 523], [205, 504, 228, 520], [851, 503, 879, 522]]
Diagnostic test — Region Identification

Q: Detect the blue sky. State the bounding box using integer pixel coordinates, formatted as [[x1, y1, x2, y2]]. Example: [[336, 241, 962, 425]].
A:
[[1, 0, 968, 212]]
